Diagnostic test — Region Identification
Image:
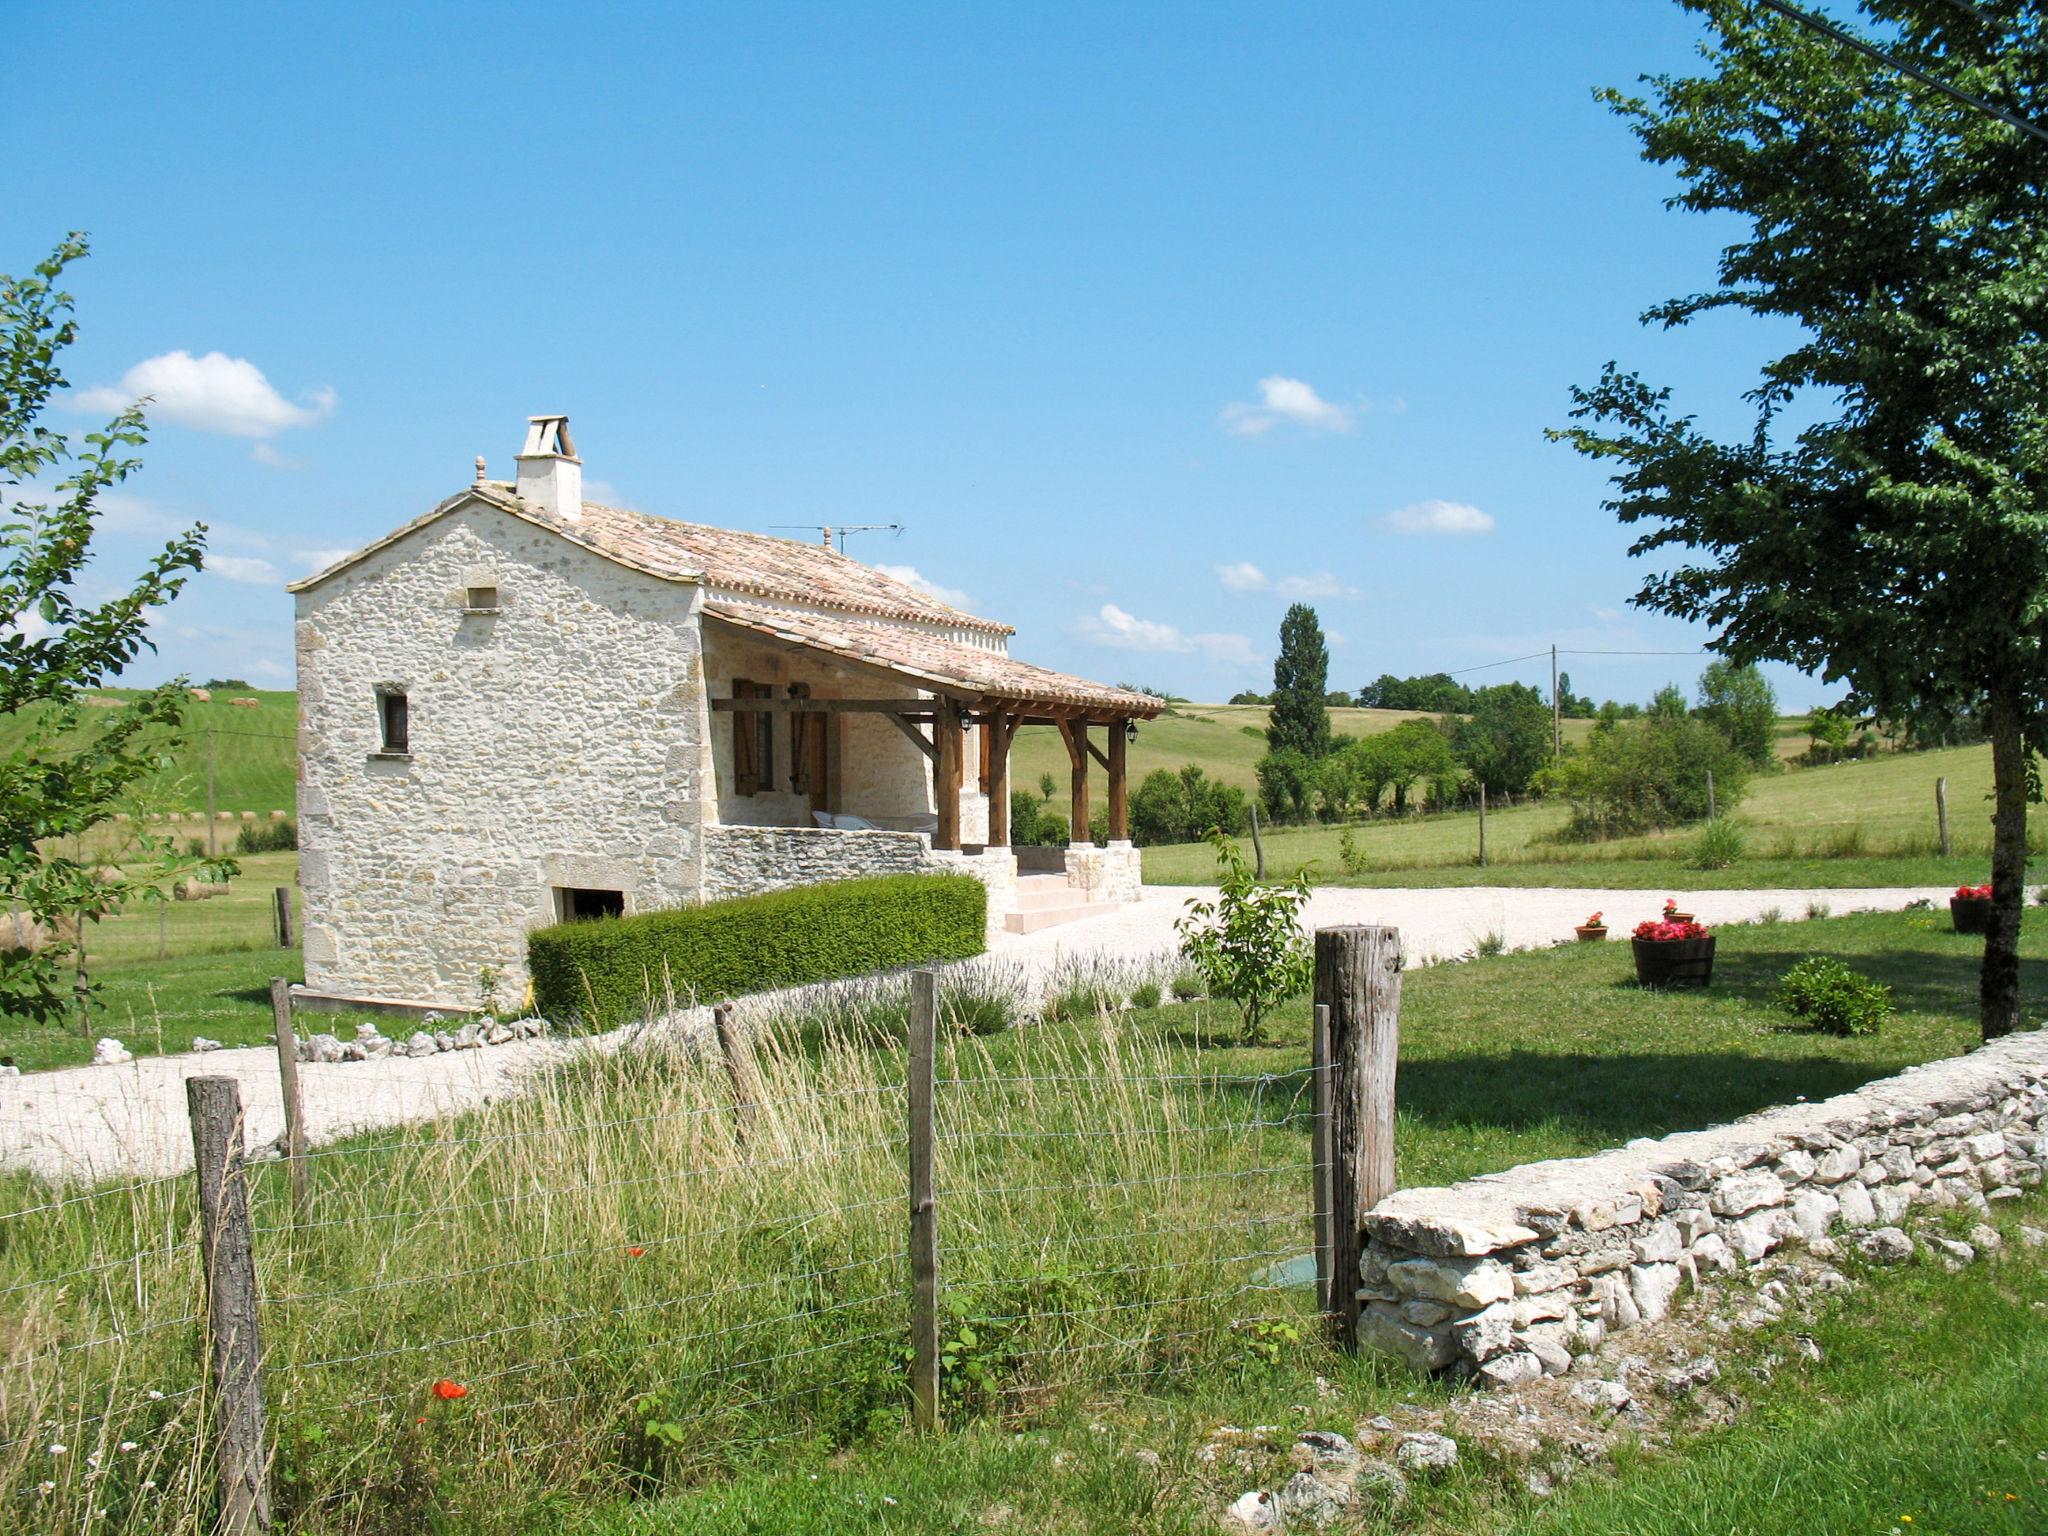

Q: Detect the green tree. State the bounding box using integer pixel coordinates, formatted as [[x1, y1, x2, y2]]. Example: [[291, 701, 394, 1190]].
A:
[[2, 236, 219, 1024], [1254, 746, 1314, 822], [1127, 764, 1249, 847], [1807, 705, 1856, 765], [1452, 682, 1552, 797], [1376, 718, 1458, 814], [1543, 714, 1748, 839], [1695, 660, 1779, 769], [1174, 832, 1314, 1044], [1265, 603, 1331, 759], [1555, 2, 2048, 1039]]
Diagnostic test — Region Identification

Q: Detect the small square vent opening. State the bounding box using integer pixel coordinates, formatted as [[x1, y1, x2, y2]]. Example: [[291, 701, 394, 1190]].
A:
[[555, 887, 625, 922], [465, 585, 500, 612]]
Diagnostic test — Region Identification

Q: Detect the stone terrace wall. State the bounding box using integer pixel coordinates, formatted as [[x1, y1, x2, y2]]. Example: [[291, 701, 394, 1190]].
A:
[[1357, 1030, 2048, 1387]]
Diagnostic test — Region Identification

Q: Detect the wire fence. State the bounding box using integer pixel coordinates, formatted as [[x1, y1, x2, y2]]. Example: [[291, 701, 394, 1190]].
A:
[[0, 978, 1338, 1536]]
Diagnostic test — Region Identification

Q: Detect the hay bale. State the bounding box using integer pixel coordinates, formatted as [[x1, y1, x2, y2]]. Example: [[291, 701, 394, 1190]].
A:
[[269, 809, 288, 820], [187, 687, 212, 702], [0, 913, 48, 957], [229, 697, 260, 709], [239, 810, 256, 821]]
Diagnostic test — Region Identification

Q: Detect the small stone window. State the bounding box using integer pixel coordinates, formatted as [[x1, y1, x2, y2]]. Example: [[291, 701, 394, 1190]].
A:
[[464, 585, 500, 613], [376, 689, 410, 756], [555, 886, 625, 922]]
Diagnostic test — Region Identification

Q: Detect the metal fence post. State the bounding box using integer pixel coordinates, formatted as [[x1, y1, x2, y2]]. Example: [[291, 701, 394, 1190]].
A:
[[186, 1075, 272, 1535], [908, 968, 940, 1431], [269, 978, 308, 1218], [714, 1001, 762, 1145], [1313, 926, 1403, 1350]]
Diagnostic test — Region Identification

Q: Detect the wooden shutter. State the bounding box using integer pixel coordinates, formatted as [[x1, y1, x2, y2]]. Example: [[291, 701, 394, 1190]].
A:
[[733, 680, 761, 795]]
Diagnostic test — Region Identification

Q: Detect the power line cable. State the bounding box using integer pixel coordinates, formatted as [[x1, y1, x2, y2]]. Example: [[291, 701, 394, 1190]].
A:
[[1750, 0, 2048, 146]]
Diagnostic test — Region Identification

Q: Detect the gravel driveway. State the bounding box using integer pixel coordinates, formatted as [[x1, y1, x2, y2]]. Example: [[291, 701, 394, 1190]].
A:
[[0, 882, 1945, 1185]]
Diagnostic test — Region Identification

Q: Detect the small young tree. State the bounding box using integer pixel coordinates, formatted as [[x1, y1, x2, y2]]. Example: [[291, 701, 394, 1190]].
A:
[[1, 235, 217, 1024], [1266, 603, 1332, 759], [1174, 831, 1313, 1044]]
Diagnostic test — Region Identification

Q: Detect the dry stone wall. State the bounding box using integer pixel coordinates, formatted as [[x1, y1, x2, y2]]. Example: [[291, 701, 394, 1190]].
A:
[[1356, 1030, 2048, 1386]]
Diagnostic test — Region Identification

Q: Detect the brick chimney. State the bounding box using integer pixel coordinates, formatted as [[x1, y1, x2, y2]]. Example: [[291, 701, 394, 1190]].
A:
[[514, 414, 582, 520]]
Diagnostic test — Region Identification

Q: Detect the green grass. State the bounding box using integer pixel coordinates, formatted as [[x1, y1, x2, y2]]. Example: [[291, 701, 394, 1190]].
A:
[[1142, 740, 2005, 888], [6, 909, 2023, 1535], [0, 686, 297, 813]]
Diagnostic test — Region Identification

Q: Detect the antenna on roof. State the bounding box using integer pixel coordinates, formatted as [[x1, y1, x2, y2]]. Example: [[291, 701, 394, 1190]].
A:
[[768, 523, 905, 554]]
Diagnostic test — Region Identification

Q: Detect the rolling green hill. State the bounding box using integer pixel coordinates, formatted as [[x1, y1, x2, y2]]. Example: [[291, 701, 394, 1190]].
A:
[[0, 688, 297, 813]]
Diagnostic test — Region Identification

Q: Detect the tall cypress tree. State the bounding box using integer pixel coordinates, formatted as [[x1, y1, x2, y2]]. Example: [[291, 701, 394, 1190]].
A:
[[1266, 603, 1332, 759]]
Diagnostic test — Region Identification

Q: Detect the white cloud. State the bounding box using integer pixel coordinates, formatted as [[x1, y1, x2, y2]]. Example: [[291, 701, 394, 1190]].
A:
[[249, 441, 306, 469], [74, 351, 337, 439], [1075, 604, 1259, 667], [3, 609, 52, 643], [875, 563, 972, 611], [1381, 499, 1495, 537], [298, 548, 356, 573], [203, 554, 284, 585], [582, 479, 637, 510], [1214, 561, 1354, 599], [1220, 375, 1353, 437]]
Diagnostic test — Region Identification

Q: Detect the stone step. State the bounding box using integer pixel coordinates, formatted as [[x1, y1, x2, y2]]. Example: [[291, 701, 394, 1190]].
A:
[[1013, 886, 1088, 912], [1003, 900, 1106, 935], [1014, 874, 1073, 893]]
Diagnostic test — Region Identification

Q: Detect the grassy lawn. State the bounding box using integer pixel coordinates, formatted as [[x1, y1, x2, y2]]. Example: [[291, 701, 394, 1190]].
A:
[[575, 1190, 2048, 1536], [1142, 741, 2005, 889], [4, 907, 2030, 1533], [3, 850, 305, 1070], [0, 687, 297, 813]]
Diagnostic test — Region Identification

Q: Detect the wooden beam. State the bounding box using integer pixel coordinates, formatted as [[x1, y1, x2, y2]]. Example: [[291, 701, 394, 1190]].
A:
[[1084, 737, 1110, 772], [1107, 717, 1128, 841], [711, 696, 955, 714], [935, 708, 963, 851], [987, 711, 1014, 846], [886, 714, 937, 763], [977, 716, 992, 795], [1064, 720, 1090, 844]]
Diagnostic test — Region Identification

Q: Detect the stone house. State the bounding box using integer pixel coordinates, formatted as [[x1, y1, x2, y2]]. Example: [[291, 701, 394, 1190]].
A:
[[288, 416, 1161, 1014]]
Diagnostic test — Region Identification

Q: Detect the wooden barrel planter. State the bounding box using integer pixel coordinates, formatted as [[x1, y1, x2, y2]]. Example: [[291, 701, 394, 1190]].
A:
[[1632, 934, 1716, 988], [1951, 897, 1993, 935]]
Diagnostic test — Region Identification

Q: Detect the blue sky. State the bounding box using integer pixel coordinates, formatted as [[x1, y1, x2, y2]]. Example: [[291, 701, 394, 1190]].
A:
[[15, 0, 1830, 709]]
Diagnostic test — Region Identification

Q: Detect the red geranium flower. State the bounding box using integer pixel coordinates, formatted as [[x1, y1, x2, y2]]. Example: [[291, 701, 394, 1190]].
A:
[[430, 1379, 468, 1401], [1634, 919, 1711, 942], [1955, 884, 1993, 901], [1585, 912, 1604, 926]]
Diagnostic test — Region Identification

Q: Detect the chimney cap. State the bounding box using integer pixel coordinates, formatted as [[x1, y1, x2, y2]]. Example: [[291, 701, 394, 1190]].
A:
[[518, 414, 578, 463]]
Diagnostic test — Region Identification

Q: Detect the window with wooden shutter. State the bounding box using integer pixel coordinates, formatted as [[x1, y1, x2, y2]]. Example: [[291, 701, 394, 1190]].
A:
[[732, 680, 772, 796]]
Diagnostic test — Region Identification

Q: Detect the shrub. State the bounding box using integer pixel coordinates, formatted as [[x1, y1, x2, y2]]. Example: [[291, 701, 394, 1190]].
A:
[[1129, 979, 1163, 1010], [1174, 832, 1313, 1043], [1337, 826, 1368, 876], [1170, 969, 1205, 1001], [1686, 817, 1746, 870], [1545, 714, 1748, 840], [1776, 956, 1892, 1036], [1129, 764, 1250, 847], [529, 874, 987, 1029], [235, 817, 297, 854]]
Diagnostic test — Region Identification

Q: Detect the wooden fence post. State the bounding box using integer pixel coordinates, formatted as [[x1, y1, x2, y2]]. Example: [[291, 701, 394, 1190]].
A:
[[1937, 776, 1952, 858], [1706, 769, 1717, 822], [1313, 925, 1403, 1350], [1477, 784, 1488, 867], [713, 1002, 762, 1144], [269, 979, 308, 1219], [1311, 1003, 1335, 1317], [186, 1076, 271, 1536], [907, 969, 940, 1432], [273, 887, 294, 949], [1249, 803, 1266, 880]]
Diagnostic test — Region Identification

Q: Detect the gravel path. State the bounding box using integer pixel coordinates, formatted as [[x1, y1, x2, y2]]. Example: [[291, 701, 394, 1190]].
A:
[[0, 883, 1945, 1185]]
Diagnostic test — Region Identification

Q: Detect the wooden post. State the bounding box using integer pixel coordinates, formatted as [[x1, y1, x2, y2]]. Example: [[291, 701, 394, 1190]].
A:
[[986, 713, 1012, 847], [1249, 801, 1266, 879], [1311, 1003, 1335, 1317], [714, 1001, 762, 1144], [1063, 721, 1090, 844], [1938, 776, 1952, 858], [1706, 769, 1717, 822], [273, 886, 294, 949], [186, 1076, 271, 1535], [1312, 925, 1403, 1350], [269, 978, 308, 1219], [206, 731, 218, 860], [907, 969, 940, 1432], [935, 708, 963, 851], [1107, 719, 1129, 841], [1477, 784, 1488, 868], [157, 898, 167, 962], [1550, 644, 1561, 762]]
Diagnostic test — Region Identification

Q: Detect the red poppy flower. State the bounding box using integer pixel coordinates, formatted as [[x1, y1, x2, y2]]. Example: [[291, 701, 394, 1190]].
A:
[[431, 1379, 468, 1401], [626, 1246, 646, 1258]]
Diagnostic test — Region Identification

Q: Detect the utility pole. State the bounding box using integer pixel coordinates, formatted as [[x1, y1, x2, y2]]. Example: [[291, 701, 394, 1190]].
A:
[[1551, 644, 1562, 761], [206, 731, 218, 859]]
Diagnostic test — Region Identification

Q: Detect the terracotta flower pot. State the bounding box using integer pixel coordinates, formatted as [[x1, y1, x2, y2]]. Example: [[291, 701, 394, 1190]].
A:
[[1632, 934, 1716, 989], [1665, 910, 1695, 925], [1951, 896, 1993, 935], [1575, 925, 1608, 942]]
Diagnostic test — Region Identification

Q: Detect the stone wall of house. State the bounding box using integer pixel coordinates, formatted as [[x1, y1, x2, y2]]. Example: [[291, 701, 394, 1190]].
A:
[[1355, 1030, 2048, 1386], [1064, 841, 1144, 905], [295, 498, 707, 1009], [703, 827, 1019, 945]]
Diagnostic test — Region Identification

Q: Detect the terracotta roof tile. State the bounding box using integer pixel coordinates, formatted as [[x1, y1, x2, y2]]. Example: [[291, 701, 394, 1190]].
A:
[[704, 599, 1164, 716]]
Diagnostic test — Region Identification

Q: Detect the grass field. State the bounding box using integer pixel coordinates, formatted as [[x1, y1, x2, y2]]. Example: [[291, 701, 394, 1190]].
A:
[[1142, 740, 2006, 888], [5, 908, 2016, 1533], [0, 687, 297, 814]]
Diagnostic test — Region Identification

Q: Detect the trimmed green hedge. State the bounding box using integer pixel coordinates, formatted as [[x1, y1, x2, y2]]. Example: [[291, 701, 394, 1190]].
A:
[[528, 873, 988, 1029]]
